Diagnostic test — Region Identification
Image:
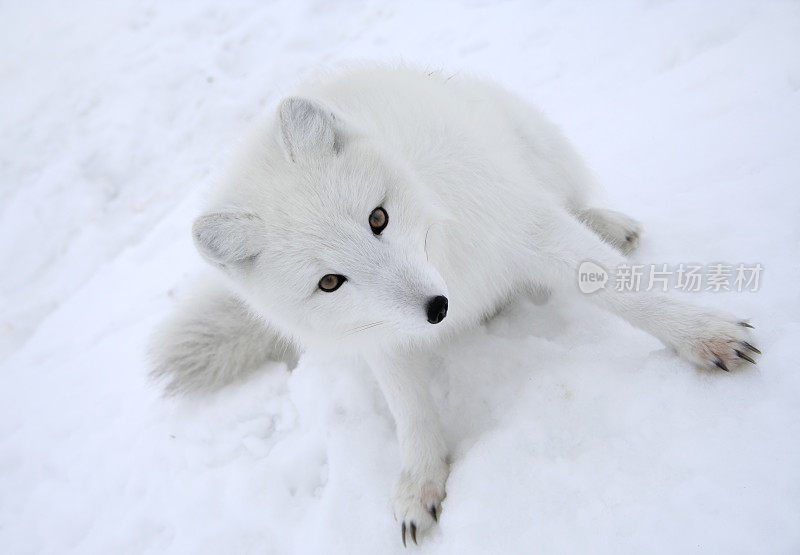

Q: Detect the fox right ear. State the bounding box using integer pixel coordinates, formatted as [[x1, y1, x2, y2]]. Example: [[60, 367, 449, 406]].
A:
[[192, 211, 265, 268], [278, 97, 342, 161]]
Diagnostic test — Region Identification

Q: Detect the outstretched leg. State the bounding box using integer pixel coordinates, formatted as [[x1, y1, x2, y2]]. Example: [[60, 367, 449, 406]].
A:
[[364, 348, 448, 546], [578, 207, 643, 255], [149, 279, 300, 395], [526, 206, 759, 372]]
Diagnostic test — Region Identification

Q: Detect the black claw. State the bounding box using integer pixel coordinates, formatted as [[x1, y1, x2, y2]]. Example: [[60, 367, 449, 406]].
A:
[[741, 341, 761, 355], [736, 350, 756, 364], [402, 522, 406, 548], [714, 358, 730, 372], [410, 522, 417, 545], [429, 505, 438, 522], [739, 321, 755, 329]]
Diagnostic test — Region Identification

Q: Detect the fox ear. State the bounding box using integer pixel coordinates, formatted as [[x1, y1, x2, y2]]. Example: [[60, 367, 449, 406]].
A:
[[192, 211, 265, 267], [278, 97, 342, 160]]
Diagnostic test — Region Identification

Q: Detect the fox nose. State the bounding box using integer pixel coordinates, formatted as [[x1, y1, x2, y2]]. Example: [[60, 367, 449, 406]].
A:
[[426, 295, 448, 324]]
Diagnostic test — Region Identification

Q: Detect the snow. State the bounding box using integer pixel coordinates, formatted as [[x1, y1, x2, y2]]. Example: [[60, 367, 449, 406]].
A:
[[1, 1, 799, 553]]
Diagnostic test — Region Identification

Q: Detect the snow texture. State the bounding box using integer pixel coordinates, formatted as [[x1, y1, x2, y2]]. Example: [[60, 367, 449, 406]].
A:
[[1, 1, 799, 553]]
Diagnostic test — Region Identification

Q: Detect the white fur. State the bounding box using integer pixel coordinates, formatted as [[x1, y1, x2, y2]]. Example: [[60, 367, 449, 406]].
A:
[[149, 65, 758, 544], [149, 278, 299, 395]]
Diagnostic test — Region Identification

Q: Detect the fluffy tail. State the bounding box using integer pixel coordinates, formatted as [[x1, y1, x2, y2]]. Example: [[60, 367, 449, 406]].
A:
[[148, 279, 299, 395]]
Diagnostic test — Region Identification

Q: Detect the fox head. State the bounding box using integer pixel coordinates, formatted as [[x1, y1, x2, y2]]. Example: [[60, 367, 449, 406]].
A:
[[192, 97, 450, 352]]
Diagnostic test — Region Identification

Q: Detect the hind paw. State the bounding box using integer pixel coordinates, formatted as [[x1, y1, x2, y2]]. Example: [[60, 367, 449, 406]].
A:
[[580, 207, 643, 255]]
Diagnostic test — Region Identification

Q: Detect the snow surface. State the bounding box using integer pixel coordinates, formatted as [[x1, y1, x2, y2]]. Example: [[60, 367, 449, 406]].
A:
[[1, 1, 799, 553]]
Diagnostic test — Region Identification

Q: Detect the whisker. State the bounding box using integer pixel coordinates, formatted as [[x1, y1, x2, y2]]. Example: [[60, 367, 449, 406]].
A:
[[343, 321, 386, 337], [424, 225, 431, 262], [351, 322, 384, 334], [348, 322, 376, 333], [424, 220, 449, 262], [424, 222, 436, 262]]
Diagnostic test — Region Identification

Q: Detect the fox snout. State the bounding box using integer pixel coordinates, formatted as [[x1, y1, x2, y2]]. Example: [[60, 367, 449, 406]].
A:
[[426, 295, 448, 324]]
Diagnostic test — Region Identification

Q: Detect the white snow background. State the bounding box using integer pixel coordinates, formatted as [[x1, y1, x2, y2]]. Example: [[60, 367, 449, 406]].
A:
[[1, 1, 799, 553]]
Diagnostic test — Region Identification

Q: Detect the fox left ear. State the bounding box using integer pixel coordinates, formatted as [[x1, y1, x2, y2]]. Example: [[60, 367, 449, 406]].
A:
[[278, 97, 343, 161], [192, 211, 265, 269]]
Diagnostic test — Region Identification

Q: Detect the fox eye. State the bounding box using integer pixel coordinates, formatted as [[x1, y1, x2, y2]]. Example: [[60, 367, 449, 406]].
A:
[[369, 206, 388, 235], [319, 274, 346, 292]]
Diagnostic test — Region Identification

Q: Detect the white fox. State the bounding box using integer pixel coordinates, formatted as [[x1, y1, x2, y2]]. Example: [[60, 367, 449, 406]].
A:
[[150, 65, 759, 545]]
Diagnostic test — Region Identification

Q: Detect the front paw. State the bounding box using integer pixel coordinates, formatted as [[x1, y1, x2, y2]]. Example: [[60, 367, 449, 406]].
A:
[[392, 460, 449, 546], [675, 317, 761, 372]]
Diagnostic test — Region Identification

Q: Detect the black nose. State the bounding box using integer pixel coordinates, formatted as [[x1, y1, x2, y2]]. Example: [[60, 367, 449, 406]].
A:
[[426, 295, 448, 324]]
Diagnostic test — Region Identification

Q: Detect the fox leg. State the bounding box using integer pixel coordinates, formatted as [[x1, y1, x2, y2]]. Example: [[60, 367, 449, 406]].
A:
[[525, 206, 760, 372], [364, 348, 448, 545]]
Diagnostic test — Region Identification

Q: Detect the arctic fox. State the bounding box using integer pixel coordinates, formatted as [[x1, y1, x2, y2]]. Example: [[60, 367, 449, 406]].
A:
[[150, 65, 759, 545]]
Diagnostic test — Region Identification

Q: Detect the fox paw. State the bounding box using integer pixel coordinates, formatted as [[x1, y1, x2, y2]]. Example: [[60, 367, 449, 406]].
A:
[[392, 461, 448, 546], [606, 213, 642, 255], [675, 318, 761, 372], [580, 208, 643, 255]]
